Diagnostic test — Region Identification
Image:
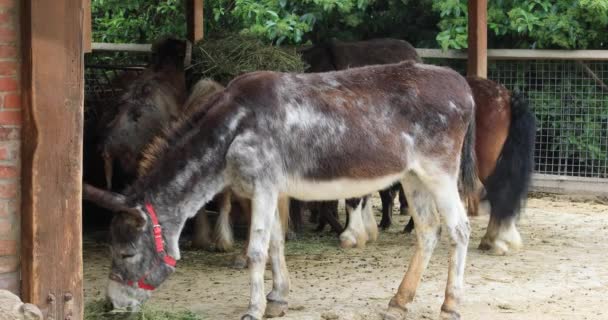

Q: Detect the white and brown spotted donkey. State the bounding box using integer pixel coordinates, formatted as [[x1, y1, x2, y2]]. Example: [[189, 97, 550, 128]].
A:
[[83, 59, 477, 320]]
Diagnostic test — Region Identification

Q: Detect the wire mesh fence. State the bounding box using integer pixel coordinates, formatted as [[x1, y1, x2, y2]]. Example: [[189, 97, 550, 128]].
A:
[[422, 55, 608, 180], [83, 49, 608, 181]]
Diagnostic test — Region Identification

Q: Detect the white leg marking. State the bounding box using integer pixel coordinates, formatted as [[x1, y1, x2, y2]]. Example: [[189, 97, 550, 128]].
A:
[[480, 216, 522, 255], [243, 189, 278, 320], [340, 200, 368, 248]]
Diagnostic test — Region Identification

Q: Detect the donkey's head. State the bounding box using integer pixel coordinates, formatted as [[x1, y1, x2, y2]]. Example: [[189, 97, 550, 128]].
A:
[[83, 184, 176, 311], [101, 37, 189, 189]]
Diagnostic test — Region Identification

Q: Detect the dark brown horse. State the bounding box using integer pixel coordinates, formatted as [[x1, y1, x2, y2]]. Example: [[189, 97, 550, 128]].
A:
[[302, 38, 536, 254]]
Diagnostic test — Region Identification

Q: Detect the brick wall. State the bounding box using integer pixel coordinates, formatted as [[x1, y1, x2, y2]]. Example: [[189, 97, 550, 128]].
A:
[[0, 0, 20, 295]]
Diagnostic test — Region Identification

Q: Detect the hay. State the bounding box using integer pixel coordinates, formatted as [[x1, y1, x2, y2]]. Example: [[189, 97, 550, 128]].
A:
[[188, 34, 306, 85], [85, 299, 202, 320]]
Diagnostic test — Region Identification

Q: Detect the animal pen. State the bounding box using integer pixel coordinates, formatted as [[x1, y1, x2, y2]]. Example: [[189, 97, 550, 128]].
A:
[[3, 0, 608, 319]]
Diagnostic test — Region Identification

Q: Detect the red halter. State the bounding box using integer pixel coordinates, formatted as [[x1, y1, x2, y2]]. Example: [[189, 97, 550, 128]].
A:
[[124, 203, 177, 291]]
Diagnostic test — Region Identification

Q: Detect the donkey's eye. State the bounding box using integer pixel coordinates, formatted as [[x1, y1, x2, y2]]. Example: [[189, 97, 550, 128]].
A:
[[121, 253, 136, 260]]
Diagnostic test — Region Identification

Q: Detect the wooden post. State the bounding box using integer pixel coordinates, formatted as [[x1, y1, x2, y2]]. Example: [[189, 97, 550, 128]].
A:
[[83, 0, 92, 53], [186, 0, 204, 43], [21, 0, 84, 319], [467, 0, 487, 78]]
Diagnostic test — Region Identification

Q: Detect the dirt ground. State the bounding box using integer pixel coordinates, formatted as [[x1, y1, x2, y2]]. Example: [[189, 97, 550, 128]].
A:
[[84, 194, 608, 320]]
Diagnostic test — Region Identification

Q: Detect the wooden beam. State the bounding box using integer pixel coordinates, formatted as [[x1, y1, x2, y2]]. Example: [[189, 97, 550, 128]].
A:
[[418, 48, 608, 60], [467, 0, 487, 77], [21, 0, 84, 319], [186, 0, 204, 43], [83, 0, 92, 53]]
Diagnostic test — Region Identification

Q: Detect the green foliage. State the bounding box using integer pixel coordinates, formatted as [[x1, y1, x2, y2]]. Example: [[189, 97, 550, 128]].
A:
[[206, 0, 438, 46], [434, 0, 608, 50], [92, 0, 186, 43]]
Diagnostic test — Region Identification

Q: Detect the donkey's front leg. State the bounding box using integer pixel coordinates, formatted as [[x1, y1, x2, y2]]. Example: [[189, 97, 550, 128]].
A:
[[265, 196, 290, 318], [242, 189, 278, 320]]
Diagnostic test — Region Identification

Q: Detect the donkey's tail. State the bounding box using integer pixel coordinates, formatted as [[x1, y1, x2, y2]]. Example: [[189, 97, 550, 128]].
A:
[[459, 110, 478, 198], [484, 90, 536, 220]]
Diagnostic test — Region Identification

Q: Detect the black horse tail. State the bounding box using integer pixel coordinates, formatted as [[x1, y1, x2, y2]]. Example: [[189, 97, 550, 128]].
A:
[[484, 90, 536, 222], [459, 109, 478, 200]]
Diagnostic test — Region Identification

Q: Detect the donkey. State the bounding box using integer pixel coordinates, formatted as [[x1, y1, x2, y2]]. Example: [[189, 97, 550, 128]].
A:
[[83, 60, 476, 320], [101, 37, 189, 190]]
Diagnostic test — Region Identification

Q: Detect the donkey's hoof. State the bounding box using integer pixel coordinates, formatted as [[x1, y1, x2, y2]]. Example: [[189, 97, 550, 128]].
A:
[[382, 306, 407, 320], [233, 255, 248, 269], [440, 309, 461, 320], [214, 240, 233, 253], [240, 315, 260, 320], [265, 300, 288, 318]]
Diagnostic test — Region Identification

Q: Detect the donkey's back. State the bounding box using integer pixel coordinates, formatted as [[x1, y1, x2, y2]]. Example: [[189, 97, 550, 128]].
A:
[[222, 61, 474, 200]]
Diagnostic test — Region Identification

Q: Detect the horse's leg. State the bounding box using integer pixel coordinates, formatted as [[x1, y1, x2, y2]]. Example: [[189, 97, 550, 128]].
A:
[[242, 189, 279, 320], [265, 198, 291, 318], [339, 198, 368, 248], [324, 201, 343, 234], [432, 177, 470, 319], [214, 191, 234, 252], [278, 196, 290, 241], [384, 175, 440, 320], [379, 187, 396, 230], [289, 199, 304, 235], [403, 217, 415, 234], [314, 205, 328, 232], [233, 197, 252, 269], [398, 184, 409, 215], [191, 207, 214, 250], [479, 211, 522, 255], [362, 195, 378, 242]]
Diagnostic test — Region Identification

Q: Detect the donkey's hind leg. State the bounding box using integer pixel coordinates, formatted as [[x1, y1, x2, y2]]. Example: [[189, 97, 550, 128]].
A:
[[384, 174, 440, 320], [265, 197, 291, 318], [431, 177, 470, 320]]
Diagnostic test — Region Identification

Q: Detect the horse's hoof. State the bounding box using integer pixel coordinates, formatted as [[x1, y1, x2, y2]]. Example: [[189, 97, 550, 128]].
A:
[[479, 232, 522, 256], [214, 239, 233, 252], [233, 255, 248, 269], [265, 300, 288, 318], [440, 309, 461, 320], [241, 315, 260, 320], [286, 230, 297, 241], [339, 231, 357, 249], [381, 306, 407, 320]]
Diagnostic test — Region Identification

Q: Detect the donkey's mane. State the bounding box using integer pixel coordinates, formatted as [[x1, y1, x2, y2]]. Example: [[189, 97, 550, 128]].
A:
[[136, 89, 226, 179]]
